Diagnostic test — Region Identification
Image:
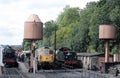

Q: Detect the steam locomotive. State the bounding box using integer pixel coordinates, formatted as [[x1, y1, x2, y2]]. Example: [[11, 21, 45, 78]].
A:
[[55, 47, 82, 68], [2, 45, 18, 67]]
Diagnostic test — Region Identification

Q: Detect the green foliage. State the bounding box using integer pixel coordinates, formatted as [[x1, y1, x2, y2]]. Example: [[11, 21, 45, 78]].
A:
[[57, 5, 80, 27], [111, 46, 117, 55], [22, 40, 31, 51], [22, 40, 43, 51], [43, 20, 57, 47], [22, 0, 120, 53], [54, 6, 81, 49], [35, 40, 43, 48]]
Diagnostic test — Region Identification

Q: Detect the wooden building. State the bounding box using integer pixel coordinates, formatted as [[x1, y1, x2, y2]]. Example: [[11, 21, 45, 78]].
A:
[[77, 52, 113, 70], [114, 53, 120, 62]]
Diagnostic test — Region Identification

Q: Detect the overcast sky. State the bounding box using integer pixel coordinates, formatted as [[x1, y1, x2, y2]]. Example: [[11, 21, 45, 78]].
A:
[[0, 0, 99, 45]]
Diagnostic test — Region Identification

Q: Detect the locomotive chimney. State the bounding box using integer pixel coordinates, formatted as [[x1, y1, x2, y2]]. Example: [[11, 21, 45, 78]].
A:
[[99, 24, 116, 62]]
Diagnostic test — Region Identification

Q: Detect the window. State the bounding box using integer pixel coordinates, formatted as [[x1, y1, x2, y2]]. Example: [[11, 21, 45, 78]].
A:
[[40, 49, 49, 54]]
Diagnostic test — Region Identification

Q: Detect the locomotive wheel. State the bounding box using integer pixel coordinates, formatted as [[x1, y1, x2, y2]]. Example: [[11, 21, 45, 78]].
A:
[[37, 62, 41, 70], [4, 63, 9, 68], [37, 64, 40, 70], [76, 60, 83, 68], [28, 68, 33, 73], [14, 62, 18, 68]]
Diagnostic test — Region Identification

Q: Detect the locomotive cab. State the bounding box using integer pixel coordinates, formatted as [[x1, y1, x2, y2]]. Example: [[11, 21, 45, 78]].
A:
[[37, 47, 54, 62], [56, 51, 77, 65]]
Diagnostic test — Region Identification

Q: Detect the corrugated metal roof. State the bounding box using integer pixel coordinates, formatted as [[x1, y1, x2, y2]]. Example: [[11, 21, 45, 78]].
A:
[[77, 52, 104, 56]]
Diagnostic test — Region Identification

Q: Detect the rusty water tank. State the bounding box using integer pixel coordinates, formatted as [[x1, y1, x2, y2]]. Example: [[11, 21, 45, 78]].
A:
[[99, 25, 116, 40], [24, 14, 43, 40]]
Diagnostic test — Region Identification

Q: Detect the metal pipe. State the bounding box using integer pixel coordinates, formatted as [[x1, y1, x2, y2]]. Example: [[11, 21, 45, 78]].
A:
[[29, 40, 35, 72], [54, 26, 56, 52], [105, 40, 109, 62]]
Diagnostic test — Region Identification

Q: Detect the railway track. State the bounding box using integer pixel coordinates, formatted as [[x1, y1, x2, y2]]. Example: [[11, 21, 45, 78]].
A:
[[1, 67, 28, 78], [33, 69, 83, 78], [35, 68, 114, 78], [0, 63, 115, 78], [61, 64, 75, 69]]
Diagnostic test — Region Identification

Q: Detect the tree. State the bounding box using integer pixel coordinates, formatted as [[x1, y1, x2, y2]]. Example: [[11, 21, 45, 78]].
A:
[[22, 0, 120, 54], [22, 40, 31, 51], [55, 6, 81, 50], [43, 20, 57, 47]]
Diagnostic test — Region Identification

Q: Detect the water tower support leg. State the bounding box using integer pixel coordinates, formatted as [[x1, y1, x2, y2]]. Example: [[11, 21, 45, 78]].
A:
[[29, 41, 35, 72], [105, 40, 109, 62]]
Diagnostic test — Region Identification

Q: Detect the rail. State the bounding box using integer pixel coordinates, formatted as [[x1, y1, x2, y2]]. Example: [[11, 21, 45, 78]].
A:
[[79, 69, 120, 78], [36, 69, 119, 78], [0, 67, 28, 78]]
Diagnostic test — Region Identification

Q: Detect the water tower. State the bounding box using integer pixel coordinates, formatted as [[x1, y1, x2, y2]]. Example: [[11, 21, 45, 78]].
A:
[[24, 14, 43, 72], [99, 24, 116, 62]]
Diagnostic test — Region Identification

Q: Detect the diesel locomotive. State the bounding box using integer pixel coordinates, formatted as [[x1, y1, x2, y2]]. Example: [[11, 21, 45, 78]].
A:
[[36, 47, 54, 69]]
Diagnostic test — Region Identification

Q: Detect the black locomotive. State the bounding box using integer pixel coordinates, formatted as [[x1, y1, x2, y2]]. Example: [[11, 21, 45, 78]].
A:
[[2, 45, 18, 67], [55, 47, 82, 68]]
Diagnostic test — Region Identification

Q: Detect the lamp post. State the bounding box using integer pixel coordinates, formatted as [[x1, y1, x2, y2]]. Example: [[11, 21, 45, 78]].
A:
[[54, 25, 56, 52]]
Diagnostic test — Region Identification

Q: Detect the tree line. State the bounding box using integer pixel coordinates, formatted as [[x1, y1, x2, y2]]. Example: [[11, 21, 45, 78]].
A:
[[22, 0, 120, 54]]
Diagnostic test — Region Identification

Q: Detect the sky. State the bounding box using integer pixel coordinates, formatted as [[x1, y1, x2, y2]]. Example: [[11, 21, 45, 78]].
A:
[[0, 0, 99, 45]]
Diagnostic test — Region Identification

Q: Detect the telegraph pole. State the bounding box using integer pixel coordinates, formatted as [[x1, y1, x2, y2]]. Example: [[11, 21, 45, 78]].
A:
[[54, 25, 56, 52]]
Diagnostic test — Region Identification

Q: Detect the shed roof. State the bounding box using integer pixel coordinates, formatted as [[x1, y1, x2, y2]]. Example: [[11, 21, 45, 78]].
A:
[[77, 52, 104, 57]]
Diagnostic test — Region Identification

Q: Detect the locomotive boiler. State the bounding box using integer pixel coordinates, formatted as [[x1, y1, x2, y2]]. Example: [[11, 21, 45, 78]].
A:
[[55, 47, 83, 68], [2, 45, 18, 67]]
